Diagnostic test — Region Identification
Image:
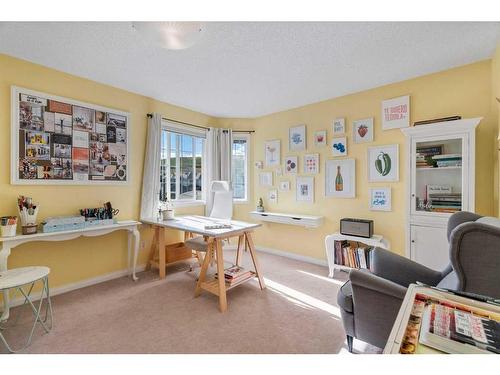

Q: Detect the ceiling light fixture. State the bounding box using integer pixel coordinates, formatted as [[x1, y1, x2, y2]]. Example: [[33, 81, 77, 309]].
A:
[[132, 22, 204, 50]]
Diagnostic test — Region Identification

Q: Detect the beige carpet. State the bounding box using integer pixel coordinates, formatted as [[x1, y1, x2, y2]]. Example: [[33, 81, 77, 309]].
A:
[[0, 249, 379, 354]]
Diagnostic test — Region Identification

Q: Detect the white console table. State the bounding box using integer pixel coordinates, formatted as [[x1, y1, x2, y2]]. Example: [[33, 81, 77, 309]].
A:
[[0, 220, 141, 321], [324, 232, 390, 277]]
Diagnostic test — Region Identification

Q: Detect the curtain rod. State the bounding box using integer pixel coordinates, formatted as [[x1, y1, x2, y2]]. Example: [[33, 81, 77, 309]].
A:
[[146, 113, 255, 133]]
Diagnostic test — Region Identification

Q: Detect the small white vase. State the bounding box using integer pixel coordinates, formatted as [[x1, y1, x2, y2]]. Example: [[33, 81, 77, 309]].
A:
[[162, 209, 174, 221]]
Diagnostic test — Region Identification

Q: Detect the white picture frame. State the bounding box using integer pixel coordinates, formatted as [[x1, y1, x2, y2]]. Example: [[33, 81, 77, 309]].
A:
[[369, 187, 392, 211], [352, 118, 374, 144], [265, 139, 281, 167], [279, 180, 290, 191], [296, 176, 314, 203], [325, 158, 356, 198], [268, 189, 278, 204], [259, 171, 273, 186], [303, 153, 319, 174], [367, 144, 399, 182], [289, 124, 306, 151], [314, 130, 327, 147], [333, 118, 345, 134], [331, 137, 347, 157], [382, 95, 410, 130], [284, 156, 298, 174], [11, 86, 130, 185]]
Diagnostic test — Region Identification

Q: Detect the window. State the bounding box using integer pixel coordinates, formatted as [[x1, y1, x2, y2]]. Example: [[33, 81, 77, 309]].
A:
[[160, 121, 205, 205], [232, 135, 249, 202]]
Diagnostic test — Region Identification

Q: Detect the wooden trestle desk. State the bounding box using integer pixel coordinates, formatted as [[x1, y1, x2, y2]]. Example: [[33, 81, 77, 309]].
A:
[[142, 216, 265, 312]]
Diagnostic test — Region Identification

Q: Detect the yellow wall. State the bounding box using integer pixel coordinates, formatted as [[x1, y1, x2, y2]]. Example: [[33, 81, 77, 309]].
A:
[[1, 53, 497, 293], [492, 43, 500, 216], [0, 53, 212, 290], [222, 61, 496, 260]]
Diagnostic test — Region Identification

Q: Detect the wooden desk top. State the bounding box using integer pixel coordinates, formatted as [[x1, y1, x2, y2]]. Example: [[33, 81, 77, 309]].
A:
[[141, 215, 260, 238]]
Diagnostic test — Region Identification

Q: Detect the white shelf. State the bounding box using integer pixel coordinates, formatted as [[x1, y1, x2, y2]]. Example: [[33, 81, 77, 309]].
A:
[[249, 211, 323, 228], [416, 166, 462, 171]]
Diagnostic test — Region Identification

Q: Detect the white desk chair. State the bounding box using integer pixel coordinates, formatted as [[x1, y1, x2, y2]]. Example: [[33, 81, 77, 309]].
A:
[[185, 180, 233, 255], [0, 266, 53, 353]]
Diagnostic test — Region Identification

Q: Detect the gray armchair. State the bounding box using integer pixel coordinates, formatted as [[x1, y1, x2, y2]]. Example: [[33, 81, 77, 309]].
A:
[[337, 211, 500, 352]]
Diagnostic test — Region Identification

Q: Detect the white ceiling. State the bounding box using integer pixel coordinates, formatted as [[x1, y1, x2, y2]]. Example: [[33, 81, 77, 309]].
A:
[[0, 22, 499, 118]]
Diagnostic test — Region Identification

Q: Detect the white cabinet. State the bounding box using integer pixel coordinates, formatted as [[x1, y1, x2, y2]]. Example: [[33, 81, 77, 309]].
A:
[[401, 118, 481, 271]]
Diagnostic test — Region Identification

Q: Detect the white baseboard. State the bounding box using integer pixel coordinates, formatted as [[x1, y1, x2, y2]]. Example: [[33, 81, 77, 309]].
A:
[[225, 244, 328, 267], [5, 264, 147, 309]]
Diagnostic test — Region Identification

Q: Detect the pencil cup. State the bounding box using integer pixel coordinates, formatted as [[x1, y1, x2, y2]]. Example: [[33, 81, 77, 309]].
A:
[[18, 206, 39, 235], [0, 223, 17, 237]]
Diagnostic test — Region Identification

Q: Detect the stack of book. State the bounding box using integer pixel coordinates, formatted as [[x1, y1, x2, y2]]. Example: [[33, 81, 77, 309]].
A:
[[429, 193, 462, 213], [415, 153, 429, 168], [333, 240, 372, 269], [216, 265, 253, 286], [431, 154, 462, 168]]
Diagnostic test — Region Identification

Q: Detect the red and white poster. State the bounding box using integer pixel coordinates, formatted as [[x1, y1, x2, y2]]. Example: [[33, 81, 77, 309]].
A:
[[382, 95, 410, 130]]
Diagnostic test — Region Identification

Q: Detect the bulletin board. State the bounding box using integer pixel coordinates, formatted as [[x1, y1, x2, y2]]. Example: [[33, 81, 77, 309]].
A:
[[11, 86, 130, 185]]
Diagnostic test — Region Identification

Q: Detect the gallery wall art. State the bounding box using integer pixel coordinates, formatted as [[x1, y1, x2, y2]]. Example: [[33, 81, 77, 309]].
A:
[[325, 158, 356, 198], [259, 171, 273, 186], [11, 86, 130, 185], [303, 153, 319, 174], [369, 187, 392, 211], [289, 124, 306, 151], [284, 156, 298, 174], [382, 95, 410, 130], [314, 130, 327, 147], [296, 176, 314, 203], [333, 118, 345, 134], [367, 144, 399, 182], [332, 137, 347, 157], [265, 139, 281, 167], [352, 118, 374, 143]]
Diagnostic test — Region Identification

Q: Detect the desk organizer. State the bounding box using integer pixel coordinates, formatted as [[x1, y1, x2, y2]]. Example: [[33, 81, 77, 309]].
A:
[[18, 206, 39, 235]]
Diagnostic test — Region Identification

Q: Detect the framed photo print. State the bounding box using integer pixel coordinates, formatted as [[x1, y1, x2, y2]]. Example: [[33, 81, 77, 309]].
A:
[[259, 171, 273, 186], [289, 124, 306, 151], [382, 95, 410, 130], [368, 144, 399, 182], [333, 118, 345, 134], [296, 176, 314, 203], [332, 137, 347, 157], [369, 187, 392, 211], [265, 139, 280, 167], [314, 130, 327, 147], [303, 153, 319, 174], [268, 189, 278, 204], [284, 156, 298, 174], [279, 180, 290, 191], [11, 86, 130, 185], [353, 118, 374, 143], [325, 158, 355, 198]]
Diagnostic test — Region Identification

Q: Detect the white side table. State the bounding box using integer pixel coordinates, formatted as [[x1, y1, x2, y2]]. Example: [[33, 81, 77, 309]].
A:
[[324, 232, 390, 277], [0, 266, 53, 353]]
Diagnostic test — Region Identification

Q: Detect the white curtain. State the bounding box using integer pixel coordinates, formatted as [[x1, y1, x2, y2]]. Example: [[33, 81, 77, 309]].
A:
[[140, 113, 162, 220], [205, 127, 233, 215]]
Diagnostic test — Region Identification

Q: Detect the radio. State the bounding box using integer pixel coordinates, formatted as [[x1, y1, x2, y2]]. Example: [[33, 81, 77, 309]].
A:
[[340, 218, 374, 238]]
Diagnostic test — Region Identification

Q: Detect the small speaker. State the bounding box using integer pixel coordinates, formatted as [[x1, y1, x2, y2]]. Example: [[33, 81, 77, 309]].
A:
[[340, 218, 374, 238]]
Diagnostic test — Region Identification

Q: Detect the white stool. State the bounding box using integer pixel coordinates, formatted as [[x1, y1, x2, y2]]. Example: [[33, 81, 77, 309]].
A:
[[0, 266, 53, 353]]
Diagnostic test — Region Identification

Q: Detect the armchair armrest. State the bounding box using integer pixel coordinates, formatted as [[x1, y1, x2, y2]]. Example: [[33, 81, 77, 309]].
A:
[[371, 248, 443, 287]]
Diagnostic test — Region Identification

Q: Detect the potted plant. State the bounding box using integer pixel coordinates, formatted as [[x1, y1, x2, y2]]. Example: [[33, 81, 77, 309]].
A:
[[159, 198, 174, 221], [256, 198, 265, 212]]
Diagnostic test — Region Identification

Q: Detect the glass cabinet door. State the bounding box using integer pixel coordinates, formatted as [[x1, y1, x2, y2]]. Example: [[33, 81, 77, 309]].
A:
[[412, 136, 465, 215]]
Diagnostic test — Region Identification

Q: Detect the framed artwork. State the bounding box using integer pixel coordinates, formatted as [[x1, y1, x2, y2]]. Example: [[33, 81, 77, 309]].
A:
[[332, 137, 347, 157], [368, 144, 399, 182], [275, 167, 283, 176], [314, 130, 327, 147], [296, 176, 314, 203], [333, 118, 345, 134], [268, 189, 278, 204], [353, 118, 374, 143], [382, 95, 410, 130], [369, 187, 392, 211], [325, 158, 356, 198], [289, 124, 306, 151], [284, 156, 298, 174], [279, 180, 290, 191], [254, 161, 263, 169], [265, 139, 281, 167], [259, 171, 273, 186], [11, 86, 130, 185], [303, 153, 319, 174]]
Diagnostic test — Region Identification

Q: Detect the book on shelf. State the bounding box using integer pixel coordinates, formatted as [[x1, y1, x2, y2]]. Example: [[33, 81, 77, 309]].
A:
[[419, 302, 500, 354], [333, 240, 372, 269]]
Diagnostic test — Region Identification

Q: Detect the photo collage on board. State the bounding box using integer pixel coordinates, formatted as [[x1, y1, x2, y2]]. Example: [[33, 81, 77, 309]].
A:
[[18, 92, 127, 182]]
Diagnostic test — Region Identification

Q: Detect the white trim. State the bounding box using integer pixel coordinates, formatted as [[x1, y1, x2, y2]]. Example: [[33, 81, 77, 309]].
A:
[[6, 264, 147, 309], [172, 200, 206, 208], [232, 133, 250, 202], [225, 244, 328, 267], [11, 85, 131, 186]]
